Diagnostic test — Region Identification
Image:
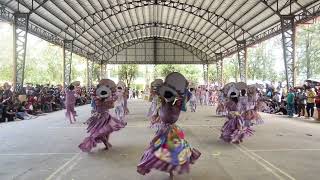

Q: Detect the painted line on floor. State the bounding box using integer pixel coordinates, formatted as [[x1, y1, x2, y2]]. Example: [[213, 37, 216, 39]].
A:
[[211, 127, 294, 180], [55, 152, 83, 179], [234, 144, 285, 180], [0, 153, 78, 156], [48, 124, 221, 129], [45, 152, 81, 180], [48, 126, 85, 129], [240, 144, 296, 180], [249, 148, 320, 152]]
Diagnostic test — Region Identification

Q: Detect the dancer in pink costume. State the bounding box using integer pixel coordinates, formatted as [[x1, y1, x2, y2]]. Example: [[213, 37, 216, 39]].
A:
[[216, 90, 226, 116], [65, 84, 77, 124], [114, 81, 127, 122], [147, 79, 163, 129], [79, 79, 127, 152]]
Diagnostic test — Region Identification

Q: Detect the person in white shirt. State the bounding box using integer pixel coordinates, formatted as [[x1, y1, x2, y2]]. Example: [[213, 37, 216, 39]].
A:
[[189, 88, 197, 112]]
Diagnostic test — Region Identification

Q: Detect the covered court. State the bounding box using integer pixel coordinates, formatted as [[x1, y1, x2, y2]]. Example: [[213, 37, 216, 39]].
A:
[[1, 0, 320, 88], [0, 100, 320, 180], [1, 0, 320, 180]]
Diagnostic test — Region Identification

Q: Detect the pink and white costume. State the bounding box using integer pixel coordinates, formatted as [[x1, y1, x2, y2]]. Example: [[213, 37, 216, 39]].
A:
[[65, 89, 77, 123]]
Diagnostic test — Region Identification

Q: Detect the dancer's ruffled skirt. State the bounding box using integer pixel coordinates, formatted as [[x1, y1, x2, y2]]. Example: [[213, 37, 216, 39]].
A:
[[147, 101, 157, 117], [137, 124, 201, 175], [115, 105, 125, 121], [149, 116, 163, 131], [216, 103, 226, 116], [147, 102, 163, 130], [220, 114, 254, 143], [65, 104, 76, 121], [242, 109, 264, 126], [79, 112, 126, 152]]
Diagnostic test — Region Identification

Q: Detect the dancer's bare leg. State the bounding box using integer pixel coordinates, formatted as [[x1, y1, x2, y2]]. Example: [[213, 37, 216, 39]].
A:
[[68, 112, 74, 124], [169, 171, 174, 180], [101, 137, 109, 150], [106, 135, 112, 148]]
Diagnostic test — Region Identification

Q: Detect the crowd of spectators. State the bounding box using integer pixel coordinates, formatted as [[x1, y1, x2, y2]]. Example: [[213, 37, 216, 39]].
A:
[[262, 84, 320, 120], [0, 82, 91, 123]]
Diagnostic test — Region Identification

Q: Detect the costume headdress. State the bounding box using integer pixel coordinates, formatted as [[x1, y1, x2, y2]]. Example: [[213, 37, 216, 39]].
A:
[[151, 79, 164, 92], [96, 79, 116, 100], [159, 72, 187, 104], [117, 81, 126, 90]]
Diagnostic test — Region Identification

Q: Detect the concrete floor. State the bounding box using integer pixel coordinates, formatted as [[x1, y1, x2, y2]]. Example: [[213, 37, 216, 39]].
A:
[[1, 100, 320, 180]]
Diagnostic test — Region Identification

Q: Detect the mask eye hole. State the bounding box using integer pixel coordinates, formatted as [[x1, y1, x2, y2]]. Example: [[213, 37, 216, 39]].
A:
[[164, 91, 174, 99]]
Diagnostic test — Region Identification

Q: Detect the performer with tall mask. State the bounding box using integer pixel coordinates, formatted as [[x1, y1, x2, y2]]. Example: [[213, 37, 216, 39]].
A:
[[137, 72, 201, 179], [79, 79, 127, 152]]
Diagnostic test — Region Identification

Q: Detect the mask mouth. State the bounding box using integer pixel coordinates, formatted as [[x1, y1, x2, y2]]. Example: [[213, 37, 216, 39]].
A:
[[101, 91, 108, 95], [96, 86, 112, 99]]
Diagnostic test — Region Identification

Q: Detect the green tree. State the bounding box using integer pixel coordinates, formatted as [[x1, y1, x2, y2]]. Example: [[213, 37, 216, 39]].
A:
[[180, 65, 200, 85], [0, 22, 13, 82], [154, 64, 182, 77], [118, 64, 139, 87], [223, 55, 239, 82], [208, 64, 218, 83], [296, 22, 320, 80]]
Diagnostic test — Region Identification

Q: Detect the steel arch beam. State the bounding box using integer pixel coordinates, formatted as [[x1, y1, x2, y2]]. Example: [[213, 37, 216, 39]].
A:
[[103, 37, 216, 64], [103, 34, 218, 63], [88, 23, 227, 53], [6, 0, 99, 54], [0, 4, 91, 62], [89, 23, 228, 58], [60, 0, 253, 51]]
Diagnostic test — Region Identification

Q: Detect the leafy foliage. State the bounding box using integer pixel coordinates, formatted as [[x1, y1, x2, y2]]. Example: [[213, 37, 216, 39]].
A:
[[118, 64, 139, 88], [154, 64, 200, 85], [296, 23, 320, 80]]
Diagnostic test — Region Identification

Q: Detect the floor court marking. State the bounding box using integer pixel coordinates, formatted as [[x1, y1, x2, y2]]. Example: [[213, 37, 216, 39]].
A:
[[0, 153, 77, 156], [48, 124, 222, 129], [240, 144, 296, 180], [55, 152, 83, 179], [249, 148, 320, 152], [211, 127, 295, 180], [45, 152, 81, 180]]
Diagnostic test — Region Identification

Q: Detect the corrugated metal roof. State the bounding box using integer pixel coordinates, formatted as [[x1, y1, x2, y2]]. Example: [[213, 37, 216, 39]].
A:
[[0, 0, 319, 64]]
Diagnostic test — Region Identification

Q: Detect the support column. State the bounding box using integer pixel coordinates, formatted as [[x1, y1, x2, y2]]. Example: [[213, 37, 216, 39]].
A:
[[100, 63, 107, 79], [63, 40, 73, 88], [145, 65, 150, 89], [215, 53, 223, 87], [86, 55, 94, 88], [237, 40, 247, 83], [281, 15, 296, 89], [203, 63, 209, 86], [13, 13, 29, 92]]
